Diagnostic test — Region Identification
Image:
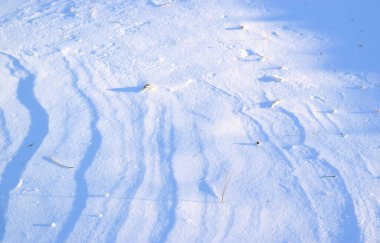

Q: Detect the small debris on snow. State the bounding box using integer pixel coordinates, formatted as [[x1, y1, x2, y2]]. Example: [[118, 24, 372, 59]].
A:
[[141, 84, 153, 92], [44, 156, 74, 169], [339, 132, 348, 138], [321, 175, 336, 178]]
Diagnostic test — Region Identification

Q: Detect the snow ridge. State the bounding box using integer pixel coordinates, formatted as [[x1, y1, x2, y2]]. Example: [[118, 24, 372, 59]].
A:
[[55, 57, 102, 243], [0, 52, 49, 241], [149, 110, 178, 243], [0, 0, 379, 241], [0, 109, 11, 153]]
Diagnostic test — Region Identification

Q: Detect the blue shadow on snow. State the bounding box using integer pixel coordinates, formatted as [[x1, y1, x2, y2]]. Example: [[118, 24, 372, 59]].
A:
[[0, 53, 49, 241], [107, 86, 143, 93], [55, 60, 102, 243], [238, 0, 380, 73]]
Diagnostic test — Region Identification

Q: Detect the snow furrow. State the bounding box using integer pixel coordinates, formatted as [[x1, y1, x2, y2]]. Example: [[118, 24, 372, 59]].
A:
[[0, 0, 378, 241], [197, 80, 321, 241], [191, 122, 220, 242], [277, 107, 361, 242], [229, 85, 362, 242], [103, 106, 147, 242], [55, 57, 102, 243], [240, 101, 361, 241], [0, 52, 48, 241], [70, 59, 149, 242], [149, 107, 178, 243], [239, 109, 321, 241]]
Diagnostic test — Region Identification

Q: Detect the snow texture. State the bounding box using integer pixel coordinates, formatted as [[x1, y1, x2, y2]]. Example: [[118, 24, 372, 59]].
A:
[[0, 0, 379, 242]]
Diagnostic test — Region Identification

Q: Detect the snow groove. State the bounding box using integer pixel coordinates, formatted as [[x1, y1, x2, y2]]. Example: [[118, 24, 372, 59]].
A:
[[238, 99, 361, 241], [198, 79, 321, 240], [240, 108, 321, 241], [55, 57, 102, 243], [0, 0, 377, 241], [149, 108, 178, 243], [104, 106, 147, 242], [0, 52, 48, 241], [193, 123, 216, 242], [277, 107, 361, 242], [218, 73, 362, 240]]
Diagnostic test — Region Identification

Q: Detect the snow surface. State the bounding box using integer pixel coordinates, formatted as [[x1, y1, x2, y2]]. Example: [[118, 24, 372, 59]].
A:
[[0, 0, 379, 242]]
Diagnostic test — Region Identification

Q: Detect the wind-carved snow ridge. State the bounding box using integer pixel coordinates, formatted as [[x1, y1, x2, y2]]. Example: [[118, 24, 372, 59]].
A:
[[198, 79, 361, 241], [240, 97, 361, 241], [55, 57, 102, 243], [196, 130, 217, 200], [277, 108, 361, 242], [150, 108, 178, 243], [0, 109, 11, 152], [0, 0, 378, 241], [104, 107, 147, 242], [238, 107, 321, 240], [0, 52, 48, 241]]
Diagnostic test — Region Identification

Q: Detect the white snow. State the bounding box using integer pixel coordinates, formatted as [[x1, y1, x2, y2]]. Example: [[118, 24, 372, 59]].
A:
[[0, 0, 379, 242]]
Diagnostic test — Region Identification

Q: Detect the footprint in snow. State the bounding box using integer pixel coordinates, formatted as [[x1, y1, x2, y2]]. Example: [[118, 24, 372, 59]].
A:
[[258, 99, 282, 108], [258, 75, 282, 83], [225, 25, 245, 30], [107, 87, 140, 93], [107, 84, 153, 93], [264, 65, 288, 71], [239, 49, 263, 62]]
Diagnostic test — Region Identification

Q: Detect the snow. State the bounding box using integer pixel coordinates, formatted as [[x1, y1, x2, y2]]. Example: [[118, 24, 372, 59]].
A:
[[0, 0, 379, 242]]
